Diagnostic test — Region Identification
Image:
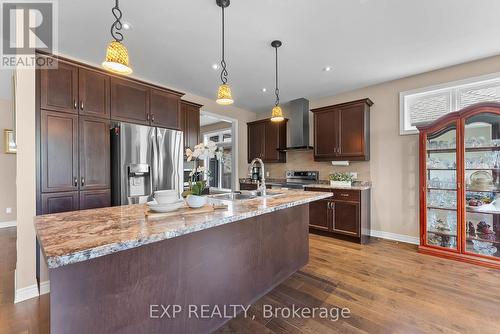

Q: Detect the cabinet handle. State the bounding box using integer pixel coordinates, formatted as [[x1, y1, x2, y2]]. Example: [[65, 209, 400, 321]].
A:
[[340, 193, 349, 197], [151, 113, 155, 122], [80, 100, 84, 110], [81, 177, 85, 187], [147, 113, 150, 121], [73, 100, 77, 109], [74, 177, 78, 187]]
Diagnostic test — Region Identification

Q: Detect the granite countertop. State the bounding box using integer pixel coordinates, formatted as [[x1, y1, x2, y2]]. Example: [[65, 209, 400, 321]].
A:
[[304, 181, 371, 191], [34, 190, 331, 269]]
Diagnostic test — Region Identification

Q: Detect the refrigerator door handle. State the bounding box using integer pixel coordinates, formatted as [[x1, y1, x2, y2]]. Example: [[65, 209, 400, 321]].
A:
[[151, 127, 158, 193]]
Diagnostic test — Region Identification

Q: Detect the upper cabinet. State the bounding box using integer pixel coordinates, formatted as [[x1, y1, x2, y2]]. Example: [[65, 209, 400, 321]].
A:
[[180, 100, 202, 150], [78, 68, 110, 118], [150, 89, 183, 130], [40, 60, 79, 113], [247, 118, 287, 163], [312, 98, 373, 161], [110, 77, 150, 125]]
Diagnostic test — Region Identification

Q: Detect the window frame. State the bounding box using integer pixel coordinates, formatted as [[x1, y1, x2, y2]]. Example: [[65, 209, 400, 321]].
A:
[[399, 72, 500, 135]]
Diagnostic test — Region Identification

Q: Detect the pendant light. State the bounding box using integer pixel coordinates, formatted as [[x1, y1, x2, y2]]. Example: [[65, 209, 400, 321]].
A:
[[216, 0, 234, 105], [270, 40, 284, 122], [102, 0, 132, 75]]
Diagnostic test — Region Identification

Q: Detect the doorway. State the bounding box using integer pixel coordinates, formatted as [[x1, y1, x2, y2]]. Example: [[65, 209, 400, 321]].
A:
[[199, 111, 238, 191]]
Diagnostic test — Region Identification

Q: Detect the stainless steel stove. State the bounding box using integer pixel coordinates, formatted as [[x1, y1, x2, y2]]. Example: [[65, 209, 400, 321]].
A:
[[267, 170, 319, 189]]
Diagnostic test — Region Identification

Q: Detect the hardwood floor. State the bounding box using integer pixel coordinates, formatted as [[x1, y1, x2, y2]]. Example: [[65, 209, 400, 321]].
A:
[[1, 227, 499, 333]]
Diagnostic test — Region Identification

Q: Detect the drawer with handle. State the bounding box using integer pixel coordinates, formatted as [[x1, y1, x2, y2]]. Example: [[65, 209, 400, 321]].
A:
[[331, 189, 360, 202]]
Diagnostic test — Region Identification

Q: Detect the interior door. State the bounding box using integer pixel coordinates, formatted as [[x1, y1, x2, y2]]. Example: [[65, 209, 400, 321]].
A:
[[332, 201, 360, 236], [314, 109, 339, 158], [79, 117, 110, 190], [40, 60, 78, 113], [78, 68, 110, 118], [339, 104, 365, 157], [309, 199, 331, 231], [41, 110, 79, 192]]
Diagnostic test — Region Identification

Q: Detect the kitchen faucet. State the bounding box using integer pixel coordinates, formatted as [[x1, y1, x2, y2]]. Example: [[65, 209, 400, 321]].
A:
[[249, 158, 267, 196]]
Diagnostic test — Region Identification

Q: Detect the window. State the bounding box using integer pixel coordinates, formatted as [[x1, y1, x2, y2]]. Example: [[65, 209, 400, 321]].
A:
[[400, 72, 500, 135], [203, 130, 232, 191]]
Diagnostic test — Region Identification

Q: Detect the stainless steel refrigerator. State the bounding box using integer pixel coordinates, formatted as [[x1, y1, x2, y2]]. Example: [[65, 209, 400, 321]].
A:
[[110, 122, 183, 205]]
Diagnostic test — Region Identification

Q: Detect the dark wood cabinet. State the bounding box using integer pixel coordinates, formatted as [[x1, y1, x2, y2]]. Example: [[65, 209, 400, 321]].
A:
[[110, 77, 150, 125], [40, 60, 78, 113], [79, 117, 110, 190], [305, 187, 370, 244], [180, 100, 202, 149], [248, 122, 265, 161], [309, 199, 331, 231], [79, 189, 111, 210], [41, 192, 79, 214], [78, 68, 110, 119], [151, 89, 183, 130], [247, 118, 287, 163], [239, 182, 272, 191], [312, 98, 372, 161], [332, 201, 360, 236], [41, 110, 79, 193]]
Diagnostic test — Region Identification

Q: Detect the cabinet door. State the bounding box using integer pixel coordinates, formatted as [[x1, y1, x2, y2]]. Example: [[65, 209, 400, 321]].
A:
[[41, 192, 79, 214], [314, 109, 339, 159], [41, 110, 79, 192], [332, 201, 360, 236], [40, 60, 78, 113], [248, 122, 265, 162], [309, 199, 331, 231], [79, 117, 110, 190], [185, 104, 200, 149], [80, 189, 111, 210], [79, 68, 110, 118], [264, 121, 281, 162], [110, 78, 150, 125], [339, 105, 365, 157], [151, 89, 181, 130]]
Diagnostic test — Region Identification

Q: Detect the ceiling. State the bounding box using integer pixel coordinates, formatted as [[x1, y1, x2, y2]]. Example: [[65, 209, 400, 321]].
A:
[[58, 0, 500, 112]]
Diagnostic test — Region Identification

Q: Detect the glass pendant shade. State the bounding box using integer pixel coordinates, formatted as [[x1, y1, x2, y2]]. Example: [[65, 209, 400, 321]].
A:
[[216, 83, 234, 105], [271, 105, 284, 122], [102, 41, 133, 75]]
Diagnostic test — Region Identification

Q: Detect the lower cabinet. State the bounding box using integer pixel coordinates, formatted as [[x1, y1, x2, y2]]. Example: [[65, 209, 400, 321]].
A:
[[41, 190, 111, 214], [239, 182, 272, 191], [41, 192, 79, 214], [305, 187, 370, 244], [80, 189, 111, 210]]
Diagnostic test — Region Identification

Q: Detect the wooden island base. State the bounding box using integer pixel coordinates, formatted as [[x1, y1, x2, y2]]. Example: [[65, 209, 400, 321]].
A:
[[49, 204, 309, 334]]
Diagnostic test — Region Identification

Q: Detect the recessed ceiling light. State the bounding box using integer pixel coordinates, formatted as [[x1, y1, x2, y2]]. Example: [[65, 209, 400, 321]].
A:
[[212, 64, 219, 70], [323, 66, 333, 72], [261, 88, 267, 92], [122, 21, 132, 30]]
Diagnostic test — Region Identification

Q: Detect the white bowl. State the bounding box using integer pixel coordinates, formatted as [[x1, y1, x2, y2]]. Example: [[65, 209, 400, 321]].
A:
[[147, 200, 184, 213], [154, 190, 179, 204]]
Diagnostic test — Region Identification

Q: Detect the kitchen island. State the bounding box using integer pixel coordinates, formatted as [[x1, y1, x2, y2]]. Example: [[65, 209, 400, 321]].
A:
[[34, 190, 331, 334]]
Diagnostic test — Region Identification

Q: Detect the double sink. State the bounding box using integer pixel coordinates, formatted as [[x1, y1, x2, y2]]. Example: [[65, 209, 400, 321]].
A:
[[210, 190, 284, 202]]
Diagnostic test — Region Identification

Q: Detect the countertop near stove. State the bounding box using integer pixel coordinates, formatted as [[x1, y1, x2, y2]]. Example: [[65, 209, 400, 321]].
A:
[[240, 178, 371, 190], [34, 189, 331, 269]]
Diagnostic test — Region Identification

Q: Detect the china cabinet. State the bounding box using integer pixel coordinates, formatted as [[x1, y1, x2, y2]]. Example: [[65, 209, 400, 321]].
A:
[[417, 102, 500, 269]]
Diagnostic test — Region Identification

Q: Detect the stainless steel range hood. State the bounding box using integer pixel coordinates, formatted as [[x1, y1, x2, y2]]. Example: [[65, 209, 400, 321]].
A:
[[282, 98, 313, 151]]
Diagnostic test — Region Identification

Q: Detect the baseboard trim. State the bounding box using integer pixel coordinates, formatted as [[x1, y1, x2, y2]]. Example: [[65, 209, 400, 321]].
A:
[[14, 280, 50, 304], [370, 229, 419, 245], [0, 220, 16, 228]]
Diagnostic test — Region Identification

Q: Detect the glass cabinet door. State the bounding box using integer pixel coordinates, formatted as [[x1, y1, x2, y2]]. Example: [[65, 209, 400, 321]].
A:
[[464, 113, 500, 259], [425, 123, 458, 250]]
